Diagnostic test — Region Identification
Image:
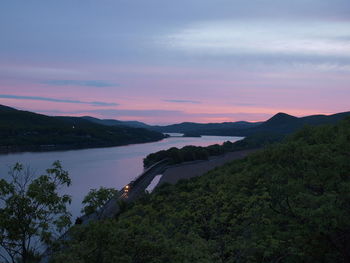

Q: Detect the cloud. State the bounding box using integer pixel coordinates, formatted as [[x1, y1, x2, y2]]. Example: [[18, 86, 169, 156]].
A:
[[0, 94, 118, 106], [33, 108, 270, 121], [34, 108, 183, 117], [85, 109, 183, 117], [163, 21, 350, 59], [43, 80, 118, 87], [163, 99, 201, 104], [234, 103, 259, 106]]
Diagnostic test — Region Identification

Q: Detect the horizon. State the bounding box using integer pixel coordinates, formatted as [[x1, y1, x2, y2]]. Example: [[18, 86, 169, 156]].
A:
[[2, 103, 348, 126], [1, 1, 350, 124]]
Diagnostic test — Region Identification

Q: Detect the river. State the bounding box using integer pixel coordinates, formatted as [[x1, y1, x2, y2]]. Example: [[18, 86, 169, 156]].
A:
[[0, 135, 242, 219]]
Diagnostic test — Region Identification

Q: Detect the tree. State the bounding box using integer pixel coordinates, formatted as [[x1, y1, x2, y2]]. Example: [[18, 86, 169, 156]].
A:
[[81, 187, 118, 216], [52, 119, 350, 262], [0, 161, 72, 263]]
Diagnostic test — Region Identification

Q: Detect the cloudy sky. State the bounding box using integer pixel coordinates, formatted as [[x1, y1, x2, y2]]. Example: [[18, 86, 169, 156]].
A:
[[1, 0, 349, 124]]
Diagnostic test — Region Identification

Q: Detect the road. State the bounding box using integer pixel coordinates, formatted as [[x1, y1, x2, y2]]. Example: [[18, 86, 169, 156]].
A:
[[40, 150, 255, 262], [98, 160, 169, 219], [40, 160, 169, 263]]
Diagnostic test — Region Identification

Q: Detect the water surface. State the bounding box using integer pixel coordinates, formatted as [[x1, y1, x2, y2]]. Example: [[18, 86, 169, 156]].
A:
[[0, 135, 242, 219]]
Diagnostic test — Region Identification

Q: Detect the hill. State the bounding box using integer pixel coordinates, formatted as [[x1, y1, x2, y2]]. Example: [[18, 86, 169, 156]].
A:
[[151, 121, 262, 133], [166, 111, 350, 137], [247, 111, 350, 135], [143, 111, 350, 167], [0, 105, 165, 153], [82, 116, 150, 129], [54, 117, 350, 262]]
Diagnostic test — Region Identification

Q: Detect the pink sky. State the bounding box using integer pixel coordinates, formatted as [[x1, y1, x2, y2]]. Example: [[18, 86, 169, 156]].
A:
[[1, 1, 350, 124], [1, 62, 348, 124]]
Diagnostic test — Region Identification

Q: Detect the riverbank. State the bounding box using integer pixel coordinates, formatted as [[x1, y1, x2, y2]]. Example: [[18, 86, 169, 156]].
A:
[[74, 149, 259, 224], [80, 149, 259, 222], [39, 148, 257, 263], [159, 149, 258, 185], [0, 137, 166, 155]]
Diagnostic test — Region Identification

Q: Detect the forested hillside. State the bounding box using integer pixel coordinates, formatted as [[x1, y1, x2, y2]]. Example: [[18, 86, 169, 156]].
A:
[[151, 121, 261, 133], [0, 105, 165, 152], [82, 116, 150, 129], [53, 118, 350, 262], [143, 132, 283, 168], [153, 111, 350, 137], [143, 111, 350, 167]]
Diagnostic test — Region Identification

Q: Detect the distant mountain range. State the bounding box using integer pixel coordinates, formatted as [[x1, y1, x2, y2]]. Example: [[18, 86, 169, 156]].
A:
[[79, 116, 263, 135], [246, 112, 350, 135], [150, 121, 262, 134], [81, 116, 150, 129], [149, 111, 350, 137], [55, 110, 350, 137], [0, 105, 164, 153], [1, 103, 349, 153]]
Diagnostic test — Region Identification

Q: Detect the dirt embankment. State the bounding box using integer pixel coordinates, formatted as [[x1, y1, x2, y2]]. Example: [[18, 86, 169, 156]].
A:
[[159, 149, 258, 185]]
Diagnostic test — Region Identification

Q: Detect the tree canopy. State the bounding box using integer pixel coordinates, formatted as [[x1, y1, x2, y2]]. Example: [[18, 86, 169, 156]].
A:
[[81, 187, 118, 216], [53, 118, 350, 262], [143, 132, 282, 168], [0, 161, 72, 263], [0, 104, 164, 153]]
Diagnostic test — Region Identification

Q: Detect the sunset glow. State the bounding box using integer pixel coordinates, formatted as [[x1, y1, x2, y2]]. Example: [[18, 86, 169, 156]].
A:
[[1, 0, 349, 124]]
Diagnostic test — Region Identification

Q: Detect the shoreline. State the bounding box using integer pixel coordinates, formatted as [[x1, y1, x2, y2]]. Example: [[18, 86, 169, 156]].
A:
[[0, 137, 166, 155], [158, 149, 258, 185]]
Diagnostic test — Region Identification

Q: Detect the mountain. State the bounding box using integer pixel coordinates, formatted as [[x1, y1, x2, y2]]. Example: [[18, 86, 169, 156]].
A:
[[301, 111, 350, 125], [0, 104, 18, 111], [76, 111, 350, 137], [82, 116, 150, 129], [56, 118, 350, 262], [249, 111, 350, 135], [0, 105, 165, 153], [163, 111, 350, 137], [2, 103, 349, 153], [261, 112, 298, 126], [151, 121, 262, 134]]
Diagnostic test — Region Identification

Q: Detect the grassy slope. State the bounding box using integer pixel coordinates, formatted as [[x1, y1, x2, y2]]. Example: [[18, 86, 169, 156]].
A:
[[55, 118, 350, 263]]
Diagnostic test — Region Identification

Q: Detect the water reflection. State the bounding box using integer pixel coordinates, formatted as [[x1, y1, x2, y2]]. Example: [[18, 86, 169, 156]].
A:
[[0, 135, 242, 219]]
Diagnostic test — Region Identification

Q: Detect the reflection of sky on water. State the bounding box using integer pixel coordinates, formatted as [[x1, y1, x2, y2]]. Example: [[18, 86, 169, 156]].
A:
[[0, 135, 242, 219]]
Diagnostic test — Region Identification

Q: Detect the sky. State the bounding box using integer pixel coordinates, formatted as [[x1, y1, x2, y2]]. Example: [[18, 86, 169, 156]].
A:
[[0, 0, 350, 124]]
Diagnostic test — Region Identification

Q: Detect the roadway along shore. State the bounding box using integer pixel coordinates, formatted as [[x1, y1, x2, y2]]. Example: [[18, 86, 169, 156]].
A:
[[158, 149, 258, 185], [90, 148, 259, 220], [40, 148, 258, 263]]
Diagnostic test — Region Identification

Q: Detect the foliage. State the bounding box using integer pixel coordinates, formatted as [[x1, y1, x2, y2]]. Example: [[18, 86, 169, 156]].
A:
[[143, 141, 236, 167], [153, 120, 261, 134], [143, 133, 282, 168], [0, 105, 164, 152], [145, 112, 350, 167], [154, 111, 350, 137], [53, 118, 350, 262], [81, 187, 118, 216], [0, 161, 72, 263]]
